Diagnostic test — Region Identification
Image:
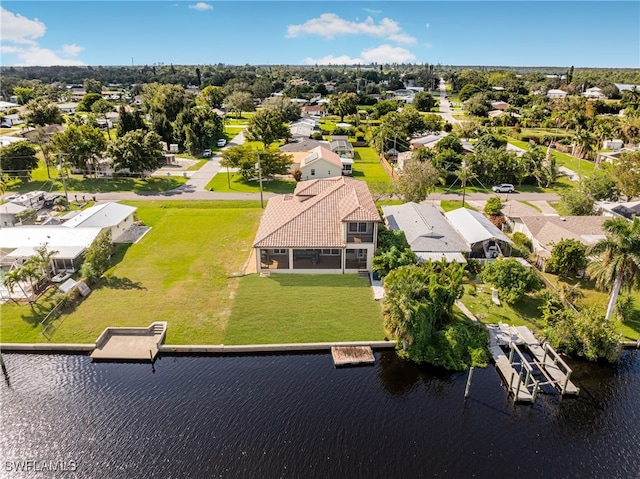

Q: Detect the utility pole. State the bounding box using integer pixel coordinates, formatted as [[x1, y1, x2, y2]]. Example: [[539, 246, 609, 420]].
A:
[[256, 151, 264, 209], [461, 160, 467, 208], [58, 154, 69, 206]]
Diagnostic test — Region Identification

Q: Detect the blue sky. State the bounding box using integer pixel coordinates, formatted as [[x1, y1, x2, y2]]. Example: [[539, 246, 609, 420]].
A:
[[1, 1, 638, 68]]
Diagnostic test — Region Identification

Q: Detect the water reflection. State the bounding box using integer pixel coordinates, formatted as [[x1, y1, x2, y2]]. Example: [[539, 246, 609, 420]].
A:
[[1, 351, 639, 479]]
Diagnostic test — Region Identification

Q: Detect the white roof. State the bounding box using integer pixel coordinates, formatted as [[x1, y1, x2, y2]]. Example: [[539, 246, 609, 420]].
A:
[[62, 202, 136, 229], [445, 208, 513, 245], [0, 226, 102, 259], [0, 203, 28, 215]]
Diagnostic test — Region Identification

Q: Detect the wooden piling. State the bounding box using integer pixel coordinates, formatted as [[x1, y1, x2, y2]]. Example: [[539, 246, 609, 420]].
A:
[[464, 367, 474, 398]]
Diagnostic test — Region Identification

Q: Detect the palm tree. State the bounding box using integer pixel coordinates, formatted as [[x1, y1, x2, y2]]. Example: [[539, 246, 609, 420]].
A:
[[25, 243, 59, 281], [586, 217, 640, 320], [2, 268, 28, 298]]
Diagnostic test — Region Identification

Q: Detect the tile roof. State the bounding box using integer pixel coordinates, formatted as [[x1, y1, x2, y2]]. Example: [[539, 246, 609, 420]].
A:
[[253, 177, 380, 248], [519, 216, 608, 248]]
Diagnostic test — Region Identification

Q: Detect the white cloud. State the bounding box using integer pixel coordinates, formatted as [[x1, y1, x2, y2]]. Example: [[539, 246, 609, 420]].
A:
[[360, 44, 416, 63], [60, 43, 83, 57], [425, 23, 430, 29], [0, 7, 46, 44], [1, 45, 85, 66], [0, 7, 86, 66], [303, 44, 416, 65], [189, 2, 213, 11], [364, 8, 382, 14], [287, 13, 415, 44]]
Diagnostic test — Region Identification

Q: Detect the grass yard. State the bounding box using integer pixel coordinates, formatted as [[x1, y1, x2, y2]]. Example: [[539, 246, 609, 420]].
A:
[[460, 284, 547, 333], [540, 272, 640, 341], [508, 139, 596, 177], [205, 171, 296, 193], [440, 200, 477, 212], [224, 274, 384, 344], [0, 201, 263, 344], [352, 147, 393, 185]]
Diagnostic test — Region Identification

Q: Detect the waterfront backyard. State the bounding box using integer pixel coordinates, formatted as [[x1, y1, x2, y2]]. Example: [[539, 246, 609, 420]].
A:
[[0, 201, 383, 345]]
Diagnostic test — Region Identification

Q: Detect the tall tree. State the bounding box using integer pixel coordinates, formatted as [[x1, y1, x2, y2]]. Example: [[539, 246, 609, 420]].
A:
[[412, 91, 435, 112], [245, 109, 290, 148], [77, 93, 103, 113], [22, 98, 63, 126], [0, 142, 39, 181], [117, 106, 146, 137], [587, 217, 640, 320], [612, 150, 640, 200], [196, 85, 225, 110], [83, 78, 102, 94], [329, 92, 358, 122], [261, 96, 302, 122], [220, 144, 292, 179], [224, 91, 255, 118], [91, 98, 115, 139], [108, 130, 164, 176], [51, 123, 107, 175], [394, 158, 440, 203]]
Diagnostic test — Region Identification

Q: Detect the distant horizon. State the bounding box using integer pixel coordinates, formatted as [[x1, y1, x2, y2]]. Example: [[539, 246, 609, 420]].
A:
[[1, 1, 638, 68]]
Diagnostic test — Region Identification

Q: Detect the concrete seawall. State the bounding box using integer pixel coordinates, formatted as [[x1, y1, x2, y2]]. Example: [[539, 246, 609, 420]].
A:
[[1, 340, 395, 356], [0, 343, 95, 353]]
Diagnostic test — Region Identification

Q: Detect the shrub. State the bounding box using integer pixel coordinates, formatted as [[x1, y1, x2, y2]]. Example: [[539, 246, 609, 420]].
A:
[[292, 168, 302, 181], [480, 258, 541, 303], [544, 239, 587, 276], [511, 232, 532, 252], [464, 258, 483, 275], [311, 132, 323, 140], [484, 196, 503, 216]]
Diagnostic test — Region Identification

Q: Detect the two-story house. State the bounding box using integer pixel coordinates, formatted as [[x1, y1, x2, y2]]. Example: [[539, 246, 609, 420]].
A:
[[253, 177, 381, 274]]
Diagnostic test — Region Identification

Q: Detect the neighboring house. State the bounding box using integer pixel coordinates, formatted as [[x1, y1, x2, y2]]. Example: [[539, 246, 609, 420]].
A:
[[289, 118, 318, 138], [70, 89, 86, 101], [0, 101, 19, 112], [488, 110, 521, 119], [603, 139, 623, 150], [58, 102, 78, 114], [583, 87, 606, 99], [328, 136, 354, 159], [280, 138, 323, 153], [301, 105, 326, 118], [8, 190, 45, 209], [382, 203, 470, 263], [547, 89, 567, 99], [0, 114, 23, 128], [596, 200, 640, 220], [444, 208, 513, 258], [511, 215, 607, 269], [62, 202, 137, 241], [253, 176, 381, 274], [0, 135, 26, 146], [615, 83, 639, 92], [410, 133, 446, 150], [0, 225, 103, 272], [598, 147, 637, 164], [297, 146, 344, 181], [491, 101, 509, 110], [0, 202, 28, 228]]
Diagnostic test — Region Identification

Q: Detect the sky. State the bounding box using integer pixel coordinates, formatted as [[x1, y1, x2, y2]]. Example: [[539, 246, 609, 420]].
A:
[[1, 1, 638, 68]]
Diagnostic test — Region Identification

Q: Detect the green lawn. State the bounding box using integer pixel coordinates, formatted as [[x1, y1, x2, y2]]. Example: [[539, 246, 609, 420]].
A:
[[508, 139, 596, 177], [540, 272, 640, 341], [224, 274, 384, 344], [6, 160, 187, 194], [205, 171, 296, 193], [187, 160, 208, 171], [351, 147, 393, 185], [460, 284, 547, 333], [440, 200, 477, 212], [0, 201, 263, 344]]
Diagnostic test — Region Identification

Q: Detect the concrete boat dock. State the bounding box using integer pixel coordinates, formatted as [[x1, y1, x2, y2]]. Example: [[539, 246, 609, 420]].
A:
[[90, 322, 167, 361]]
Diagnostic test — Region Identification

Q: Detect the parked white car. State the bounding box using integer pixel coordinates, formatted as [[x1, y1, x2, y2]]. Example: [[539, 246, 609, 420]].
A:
[[217, 139, 227, 147], [492, 183, 515, 193]]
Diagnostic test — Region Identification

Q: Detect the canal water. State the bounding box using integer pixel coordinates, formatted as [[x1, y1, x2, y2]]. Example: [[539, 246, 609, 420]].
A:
[[1, 351, 639, 478]]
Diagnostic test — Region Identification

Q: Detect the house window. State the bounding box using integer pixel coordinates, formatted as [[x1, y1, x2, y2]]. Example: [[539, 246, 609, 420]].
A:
[[357, 249, 367, 259], [328, 170, 330, 175], [272, 249, 287, 255], [321, 249, 340, 255], [349, 222, 368, 233], [311, 169, 315, 176]]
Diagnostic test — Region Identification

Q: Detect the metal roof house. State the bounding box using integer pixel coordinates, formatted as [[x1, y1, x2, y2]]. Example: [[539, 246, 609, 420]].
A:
[[382, 203, 470, 263], [445, 208, 513, 258], [62, 202, 137, 241]]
